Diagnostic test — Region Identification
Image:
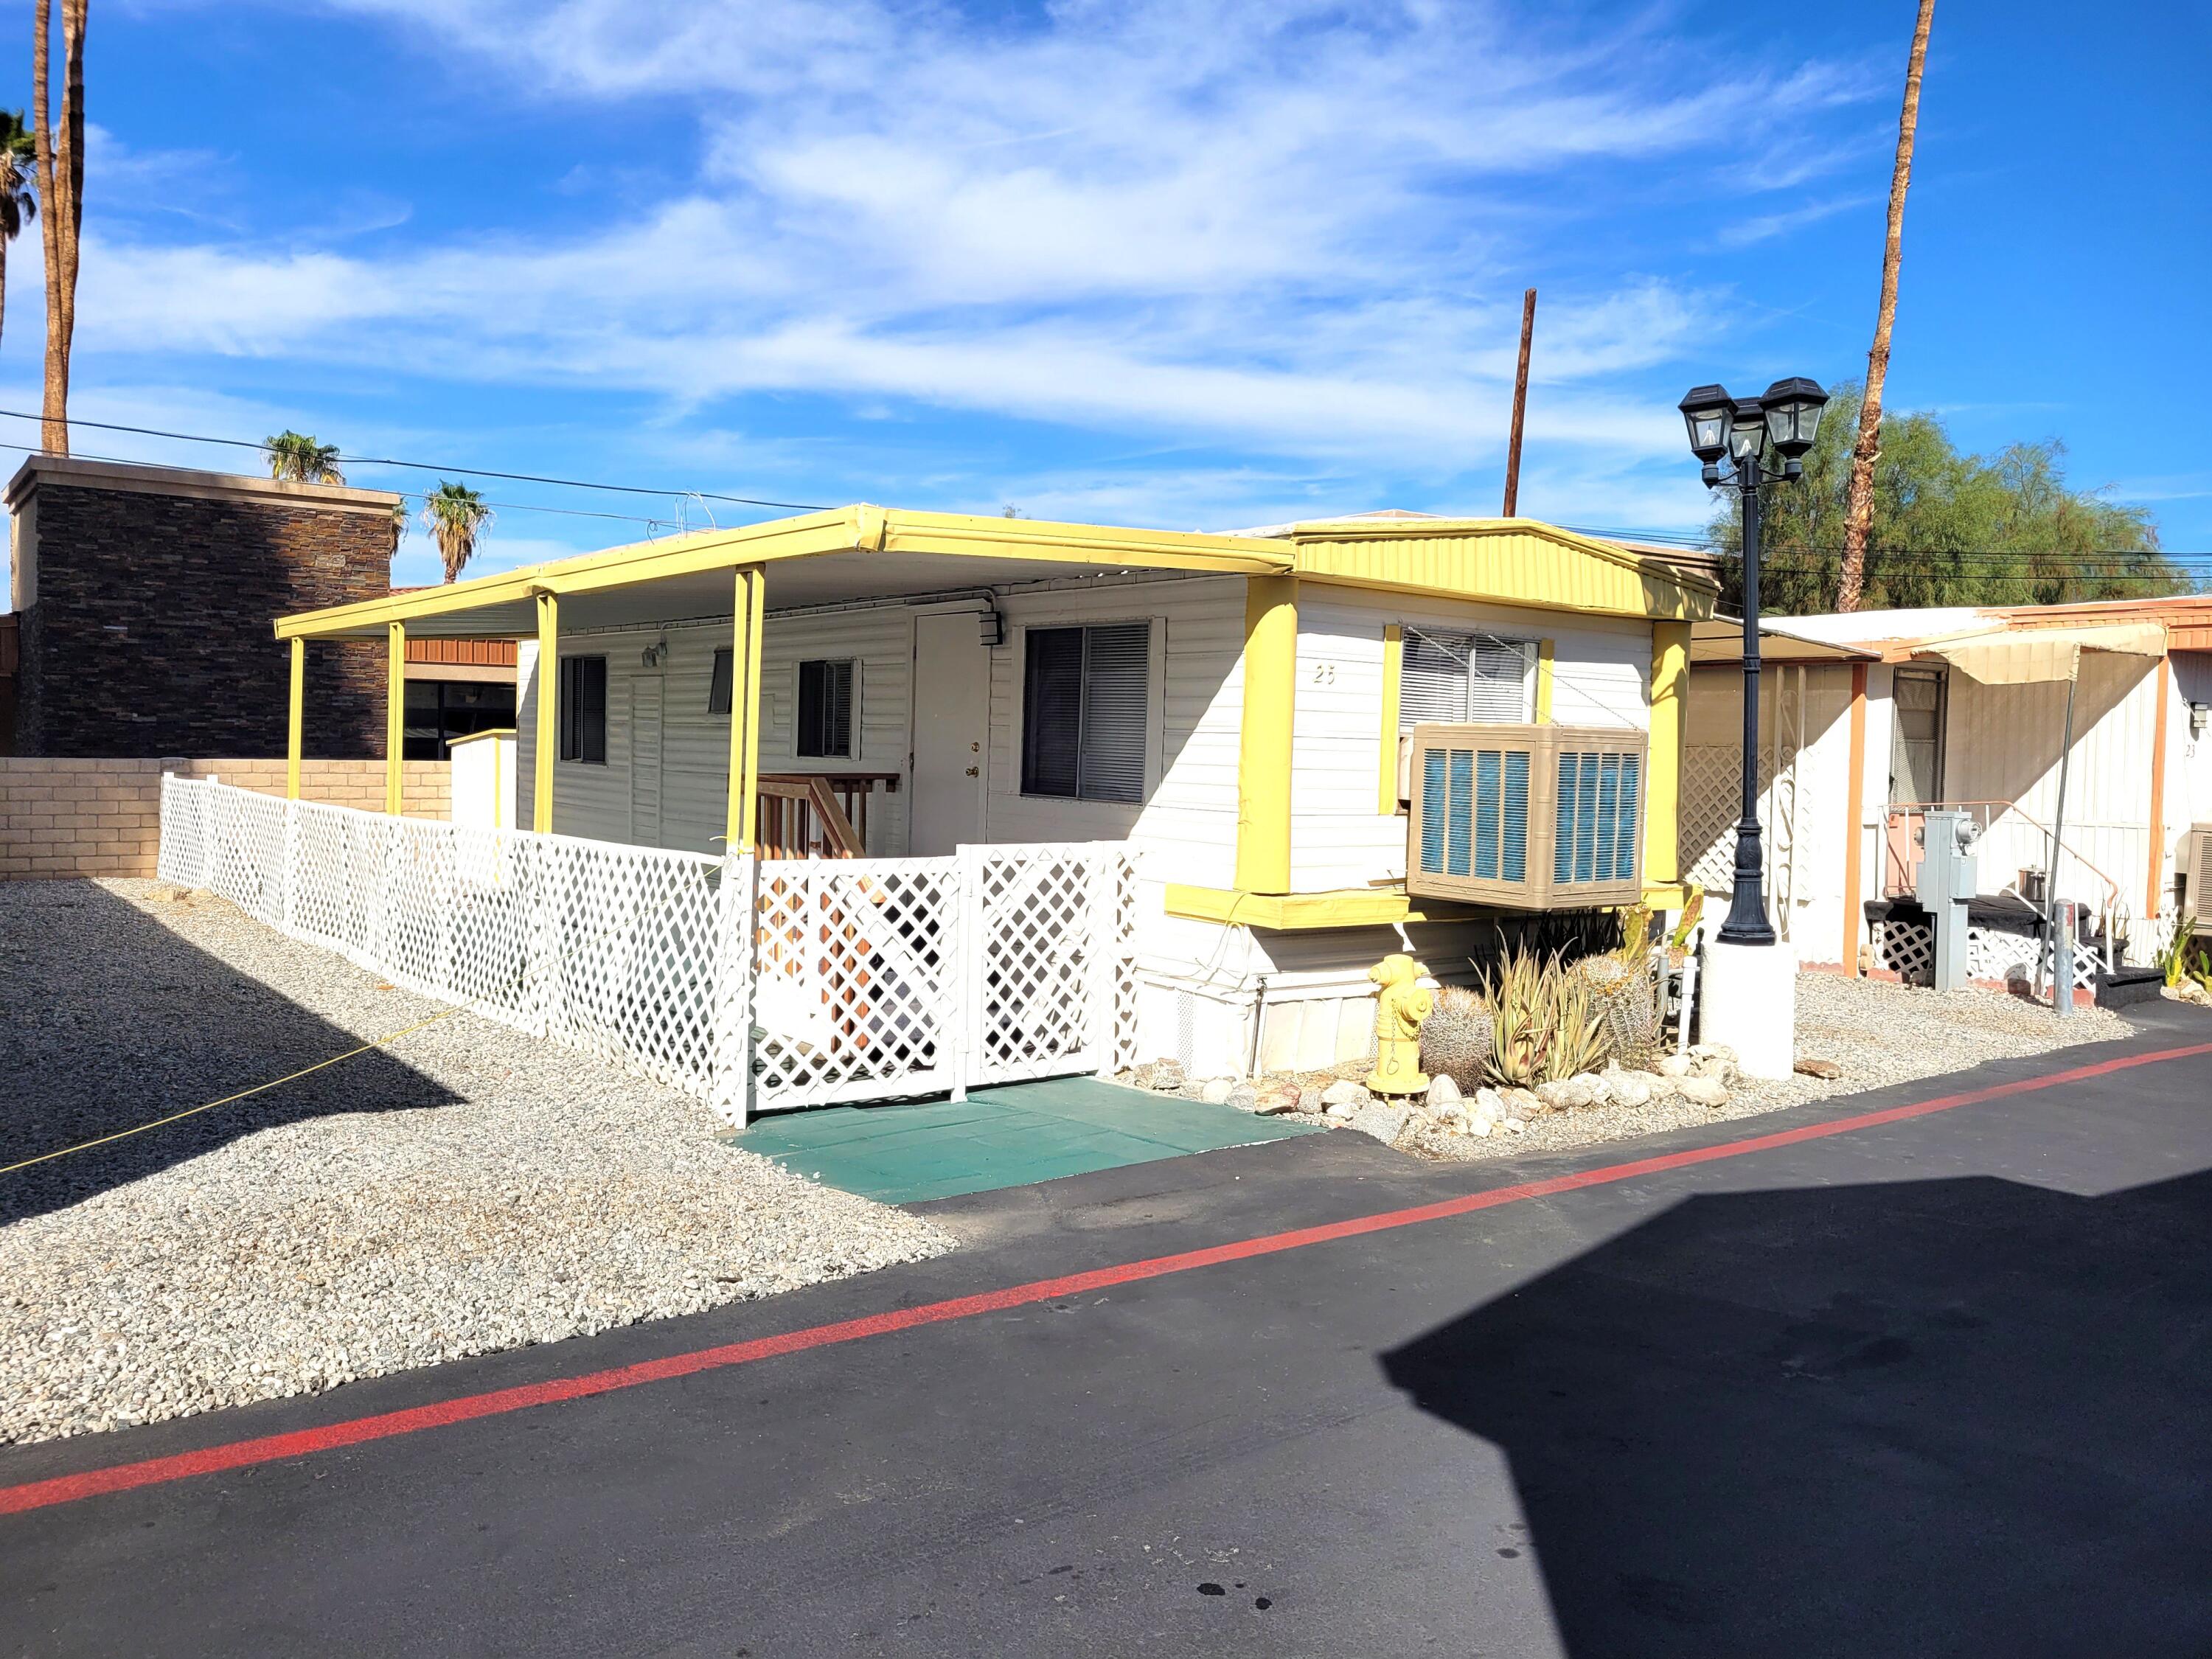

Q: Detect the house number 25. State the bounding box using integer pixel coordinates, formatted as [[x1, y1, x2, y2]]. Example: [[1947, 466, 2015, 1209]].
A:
[[1310, 663, 1337, 685]]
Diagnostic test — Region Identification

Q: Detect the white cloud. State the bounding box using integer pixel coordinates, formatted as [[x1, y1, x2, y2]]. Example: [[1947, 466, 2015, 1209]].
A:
[[51, 0, 1881, 524]]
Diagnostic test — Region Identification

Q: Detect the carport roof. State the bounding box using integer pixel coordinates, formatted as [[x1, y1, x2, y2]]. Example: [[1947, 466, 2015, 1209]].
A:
[[274, 503, 1719, 641]]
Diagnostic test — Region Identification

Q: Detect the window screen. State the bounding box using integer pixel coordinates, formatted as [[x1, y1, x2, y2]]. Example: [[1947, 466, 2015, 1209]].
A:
[[558, 655, 607, 764], [1021, 622, 1149, 803], [707, 647, 733, 715], [1399, 628, 1533, 729], [796, 659, 855, 759]]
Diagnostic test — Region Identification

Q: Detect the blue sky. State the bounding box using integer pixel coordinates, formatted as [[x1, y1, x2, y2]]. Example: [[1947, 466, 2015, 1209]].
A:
[[3, 0, 2206, 586]]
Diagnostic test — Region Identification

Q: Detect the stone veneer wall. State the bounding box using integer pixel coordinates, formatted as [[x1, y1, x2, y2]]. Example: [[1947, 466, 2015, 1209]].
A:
[[13, 473, 394, 758], [0, 757, 450, 879]]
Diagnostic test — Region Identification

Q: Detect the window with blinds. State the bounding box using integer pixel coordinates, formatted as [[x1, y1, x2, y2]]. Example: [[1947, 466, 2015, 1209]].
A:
[[1020, 622, 1150, 804], [1399, 627, 1534, 731], [558, 655, 606, 764], [796, 658, 856, 759]]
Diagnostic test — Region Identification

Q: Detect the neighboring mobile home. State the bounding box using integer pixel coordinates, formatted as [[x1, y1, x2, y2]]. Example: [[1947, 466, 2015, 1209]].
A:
[[269, 506, 1715, 1096], [1684, 596, 2212, 982]]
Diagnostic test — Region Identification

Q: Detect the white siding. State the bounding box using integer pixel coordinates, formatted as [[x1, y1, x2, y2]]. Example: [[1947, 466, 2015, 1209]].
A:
[[1942, 651, 2165, 919], [1289, 589, 1652, 892], [517, 612, 917, 855], [986, 575, 1245, 891]]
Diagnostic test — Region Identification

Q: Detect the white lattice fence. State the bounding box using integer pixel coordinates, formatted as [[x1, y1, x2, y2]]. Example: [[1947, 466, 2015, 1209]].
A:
[[160, 776, 1138, 1124], [162, 776, 740, 1109], [1682, 745, 1772, 896], [1872, 918, 2053, 989]]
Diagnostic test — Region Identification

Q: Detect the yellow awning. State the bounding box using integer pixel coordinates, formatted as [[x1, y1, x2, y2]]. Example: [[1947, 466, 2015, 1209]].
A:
[[1916, 619, 2166, 684]]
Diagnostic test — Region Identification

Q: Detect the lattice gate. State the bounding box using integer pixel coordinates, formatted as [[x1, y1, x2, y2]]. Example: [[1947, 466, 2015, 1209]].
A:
[[747, 843, 1138, 1115]]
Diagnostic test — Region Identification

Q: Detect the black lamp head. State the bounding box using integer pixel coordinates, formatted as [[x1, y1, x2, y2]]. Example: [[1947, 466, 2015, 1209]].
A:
[[1678, 385, 1733, 465], [1759, 376, 1829, 460]]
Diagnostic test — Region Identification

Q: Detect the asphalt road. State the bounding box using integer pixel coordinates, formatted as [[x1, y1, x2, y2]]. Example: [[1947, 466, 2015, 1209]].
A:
[[7, 1000, 2212, 1658]]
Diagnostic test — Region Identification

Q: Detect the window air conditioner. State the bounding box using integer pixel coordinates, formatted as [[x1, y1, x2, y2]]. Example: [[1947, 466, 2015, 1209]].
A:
[[1405, 723, 1647, 909]]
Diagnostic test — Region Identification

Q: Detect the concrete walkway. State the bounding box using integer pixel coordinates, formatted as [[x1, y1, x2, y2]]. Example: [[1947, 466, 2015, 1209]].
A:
[[6, 1001, 2210, 1657]]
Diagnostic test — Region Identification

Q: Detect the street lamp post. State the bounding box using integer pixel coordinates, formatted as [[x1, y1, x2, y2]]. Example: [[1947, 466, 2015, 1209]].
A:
[[1677, 377, 1830, 946]]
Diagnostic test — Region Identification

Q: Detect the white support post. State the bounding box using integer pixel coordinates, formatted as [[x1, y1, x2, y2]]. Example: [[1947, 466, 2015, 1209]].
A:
[[708, 852, 759, 1128], [951, 842, 984, 1102], [1089, 846, 1118, 1075]]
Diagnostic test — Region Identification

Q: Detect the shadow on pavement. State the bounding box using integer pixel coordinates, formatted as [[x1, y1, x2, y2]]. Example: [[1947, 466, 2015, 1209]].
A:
[[1, 880, 457, 1224], [1382, 1165, 2212, 1658]]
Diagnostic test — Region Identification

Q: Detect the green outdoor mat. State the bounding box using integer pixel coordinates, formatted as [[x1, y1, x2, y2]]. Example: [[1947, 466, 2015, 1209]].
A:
[[726, 1075, 1323, 1205]]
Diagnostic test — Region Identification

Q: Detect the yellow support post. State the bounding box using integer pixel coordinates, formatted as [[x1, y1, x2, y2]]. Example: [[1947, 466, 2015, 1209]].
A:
[[1235, 574, 1298, 894], [725, 566, 767, 852], [1534, 638, 1556, 723], [533, 590, 559, 835], [1376, 623, 1403, 815], [384, 622, 406, 815], [285, 637, 305, 801], [1644, 621, 1691, 886]]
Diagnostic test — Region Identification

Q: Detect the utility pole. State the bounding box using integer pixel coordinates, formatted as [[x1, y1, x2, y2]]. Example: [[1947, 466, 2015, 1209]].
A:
[[1501, 288, 1536, 517]]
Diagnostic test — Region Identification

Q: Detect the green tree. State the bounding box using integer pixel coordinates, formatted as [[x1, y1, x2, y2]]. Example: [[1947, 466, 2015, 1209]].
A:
[[1709, 382, 2183, 613], [0, 110, 37, 353], [421, 481, 492, 582], [264, 430, 345, 484]]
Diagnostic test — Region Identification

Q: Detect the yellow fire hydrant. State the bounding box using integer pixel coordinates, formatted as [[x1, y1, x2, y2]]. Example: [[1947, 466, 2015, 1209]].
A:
[[1366, 953, 1433, 1096]]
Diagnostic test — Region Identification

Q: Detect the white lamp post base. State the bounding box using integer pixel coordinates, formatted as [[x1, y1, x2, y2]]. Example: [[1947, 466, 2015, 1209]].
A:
[[1698, 938, 1798, 1080]]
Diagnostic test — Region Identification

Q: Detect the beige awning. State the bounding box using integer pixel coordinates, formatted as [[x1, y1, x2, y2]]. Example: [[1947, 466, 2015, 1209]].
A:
[[1915, 619, 2166, 685]]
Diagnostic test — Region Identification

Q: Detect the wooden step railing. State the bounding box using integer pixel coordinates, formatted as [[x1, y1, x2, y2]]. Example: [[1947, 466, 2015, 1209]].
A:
[[756, 772, 900, 860]]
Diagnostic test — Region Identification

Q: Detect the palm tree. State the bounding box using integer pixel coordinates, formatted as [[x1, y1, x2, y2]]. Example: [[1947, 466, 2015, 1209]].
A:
[[1838, 0, 1936, 612], [264, 430, 345, 484], [0, 111, 38, 353], [33, 0, 87, 456], [421, 481, 492, 582]]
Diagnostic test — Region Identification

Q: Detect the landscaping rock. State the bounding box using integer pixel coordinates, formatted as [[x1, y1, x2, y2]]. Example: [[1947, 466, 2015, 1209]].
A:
[[1199, 1078, 1235, 1105], [1571, 1072, 1611, 1108], [1251, 1083, 1301, 1116], [1296, 1084, 1326, 1115], [1678, 1074, 1730, 1107], [1133, 1058, 1186, 1092], [1690, 1043, 1739, 1065], [1794, 1057, 1844, 1079], [1657, 1053, 1695, 1078], [1473, 1087, 1506, 1123], [1603, 1066, 1655, 1108], [1319, 1079, 1369, 1108], [1500, 1116, 1527, 1134], [1225, 1082, 1261, 1111], [1426, 1073, 1462, 1110], [1467, 1117, 1494, 1138], [1503, 1086, 1543, 1116], [1349, 1103, 1412, 1146], [1534, 1079, 1576, 1112]]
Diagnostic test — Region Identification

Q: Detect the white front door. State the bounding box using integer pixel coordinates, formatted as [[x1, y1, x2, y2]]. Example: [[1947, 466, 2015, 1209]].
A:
[[909, 612, 990, 854], [629, 675, 663, 846]]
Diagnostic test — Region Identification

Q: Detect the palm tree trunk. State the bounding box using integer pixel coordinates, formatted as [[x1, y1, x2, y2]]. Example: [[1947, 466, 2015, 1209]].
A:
[[1, 236, 10, 354], [1838, 0, 1935, 613], [33, 0, 86, 457]]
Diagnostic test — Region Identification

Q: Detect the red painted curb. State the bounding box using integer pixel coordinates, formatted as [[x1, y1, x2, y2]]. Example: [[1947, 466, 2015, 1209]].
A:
[[7, 1038, 2208, 1517]]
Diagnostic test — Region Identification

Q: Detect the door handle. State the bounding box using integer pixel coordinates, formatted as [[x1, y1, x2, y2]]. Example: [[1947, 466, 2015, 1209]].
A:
[[965, 765, 980, 777]]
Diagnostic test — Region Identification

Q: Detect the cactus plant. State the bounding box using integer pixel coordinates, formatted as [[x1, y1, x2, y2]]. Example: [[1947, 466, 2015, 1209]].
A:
[[1481, 947, 1607, 1087], [1572, 950, 1661, 1068], [1418, 985, 1493, 1091]]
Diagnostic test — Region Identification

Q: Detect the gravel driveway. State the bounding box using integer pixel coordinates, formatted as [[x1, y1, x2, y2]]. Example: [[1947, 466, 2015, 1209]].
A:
[[0, 880, 952, 1446]]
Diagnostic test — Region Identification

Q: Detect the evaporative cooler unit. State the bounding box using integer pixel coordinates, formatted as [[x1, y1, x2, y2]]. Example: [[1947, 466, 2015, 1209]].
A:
[[1404, 723, 1648, 909]]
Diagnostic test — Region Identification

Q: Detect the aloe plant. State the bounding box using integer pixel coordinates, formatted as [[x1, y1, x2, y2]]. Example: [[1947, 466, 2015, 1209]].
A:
[[1481, 946, 1608, 1086]]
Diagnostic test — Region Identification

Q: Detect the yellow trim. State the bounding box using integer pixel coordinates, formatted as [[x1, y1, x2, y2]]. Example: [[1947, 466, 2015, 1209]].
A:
[[1287, 518, 1717, 621], [1534, 637, 1556, 723], [384, 622, 406, 815], [533, 591, 558, 834], [1644, 621, 1691, 885], [726, 566, 766, 852], [1640, 882, 1691, 911], [1235, 575, 1298, 893], [1377, 623, 1403, 814], [285, 638, 305, 801], [274, 507, 1291, 641], [1164, 883, 1472, 929]]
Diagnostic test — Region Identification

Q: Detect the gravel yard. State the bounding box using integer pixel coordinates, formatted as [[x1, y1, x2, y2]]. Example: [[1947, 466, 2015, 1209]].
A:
[[0, 879, 953, 1446], [1411, 968, 2135, 1164]]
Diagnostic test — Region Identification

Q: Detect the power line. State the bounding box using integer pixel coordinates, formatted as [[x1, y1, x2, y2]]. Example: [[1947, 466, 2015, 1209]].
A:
[[0, 439, 669, 528], [0, 409, 832, 514]]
